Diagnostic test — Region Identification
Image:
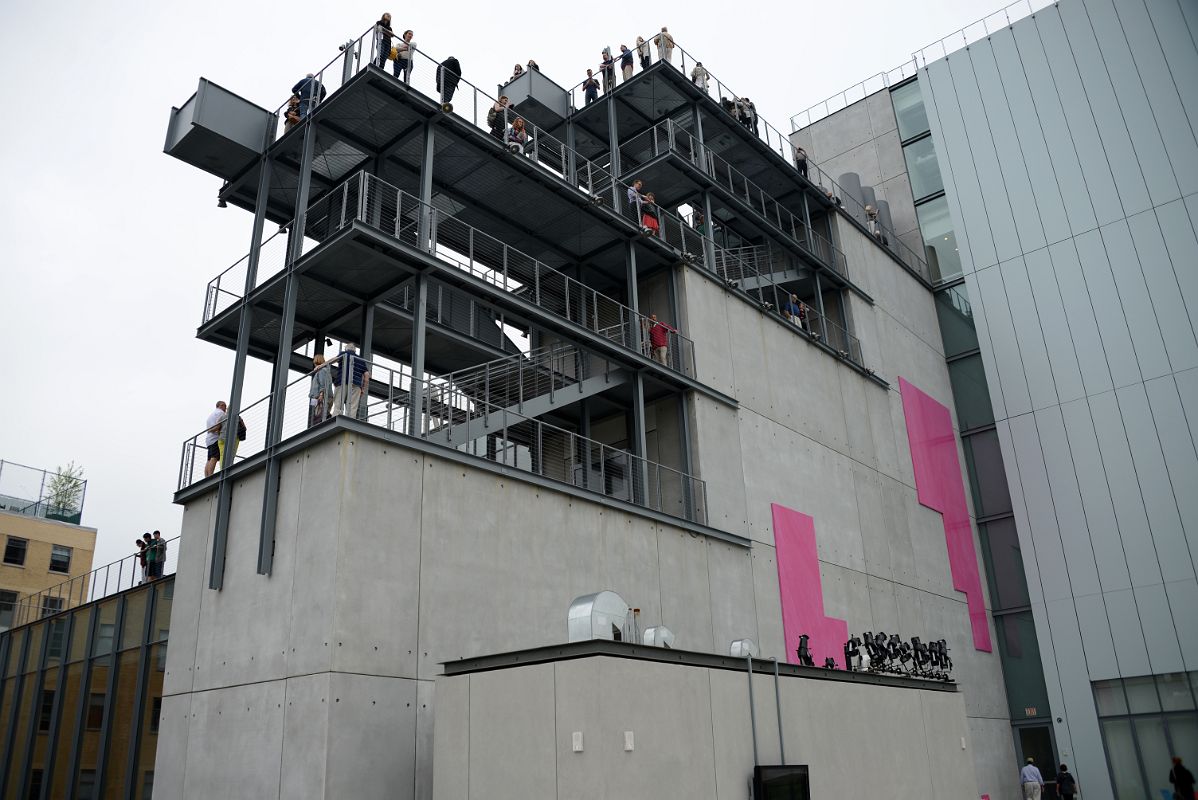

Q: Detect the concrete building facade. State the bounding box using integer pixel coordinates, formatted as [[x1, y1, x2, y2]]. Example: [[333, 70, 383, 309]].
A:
[[791, 0, 1198, 797], [156, 23, 1019, 799]]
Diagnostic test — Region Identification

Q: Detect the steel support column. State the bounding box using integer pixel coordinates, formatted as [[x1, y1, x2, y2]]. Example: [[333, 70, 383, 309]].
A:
[[417, 120, 436, 250], [630, 371, 649, 505], [701, 190, 716, 272], [607, 94, 622, 209], [565, 119, 578, 184], [408, 272, 429, 436], [254, 120, 317, 579], [360, 303, 376, 361], [626, 240, 641, 351]]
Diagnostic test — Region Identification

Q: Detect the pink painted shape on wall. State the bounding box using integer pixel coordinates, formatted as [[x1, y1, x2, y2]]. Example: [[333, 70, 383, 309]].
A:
[[772, 503, 849, 667], [899, 377, 992, 652]]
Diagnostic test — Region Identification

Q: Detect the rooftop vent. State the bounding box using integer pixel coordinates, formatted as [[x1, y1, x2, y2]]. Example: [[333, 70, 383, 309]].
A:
[[567, 591, 630, 643], [643, 626, 675, 648], [730, 638, 759, 658]]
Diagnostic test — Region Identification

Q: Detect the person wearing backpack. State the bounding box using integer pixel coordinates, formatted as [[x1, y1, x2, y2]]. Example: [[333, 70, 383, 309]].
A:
[[1056, 764, 1077, 799], [487, 96, 511, 141], [217, 410, 246, 468]]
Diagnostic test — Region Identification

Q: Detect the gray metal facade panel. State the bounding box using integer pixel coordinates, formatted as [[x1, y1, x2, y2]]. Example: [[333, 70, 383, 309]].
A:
[[969, 38, 1047, 256], [1072, 229, 1141, 390], [989, 31, 1072, 247], [1100, 220, 1172, 382], [1001, 256, 1058, 412], [964, 272, 1010, 421], [1009, 20, 1097, 239], [1143, 375, 1198, 567], [1101, 588, 1151, 675], [1116, 383, 1196, 584], [1126, 209, 1198, 373], [1046, 240, 1113, 397], [1088, 391, 1162, 588], [1135, 583, 1186, 674], [996, 420, 1045, 606], [1034, 7, 1125, 228], [923, 60, 996, 270], [1164, 579, 1198, 669], [1007, 413, 1072, 603], [1084, 0, 1183, 206], [1043, 595, 1112, 781], [1154, 200, 1198, 335], [1058, 397, 1133, 591], [1033, 405, 1102, 599], [1057, 0, 1154, 218], [1123, 0, 1198, 197], [1143, 1, 1198, 192], [975, 264, 1034, 416], [1024, 248, 1086, 405], [1073, 594, 1119, 680]]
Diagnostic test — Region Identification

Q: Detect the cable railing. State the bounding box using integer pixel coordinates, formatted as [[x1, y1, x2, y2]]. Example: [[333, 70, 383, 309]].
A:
[[788, 62, 919, 132], [911, 0, 1049, 68], [178, 354, 707, 524], [6, 537, 180, 630], [618, 119, 850, 279], [0, 460, 87, 525]]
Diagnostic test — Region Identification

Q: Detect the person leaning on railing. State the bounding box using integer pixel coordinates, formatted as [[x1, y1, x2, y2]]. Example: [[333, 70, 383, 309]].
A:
[[647, 314, 677, 366], [308, 353, 332, 427], [487, 96, 511, 140], [653, 27, 675, 63], [395, 30, 416, 83], [374, 13, 394, 69], [331, 344, 370, 420]]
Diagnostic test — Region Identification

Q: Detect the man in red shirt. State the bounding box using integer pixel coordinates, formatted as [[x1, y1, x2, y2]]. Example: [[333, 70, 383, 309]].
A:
[[648, 314, 676, 366]]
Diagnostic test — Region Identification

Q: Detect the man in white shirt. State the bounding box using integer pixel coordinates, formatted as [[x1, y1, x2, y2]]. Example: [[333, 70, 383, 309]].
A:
[[1019, 757, 1045, 800], [203, 401, 227, 477]]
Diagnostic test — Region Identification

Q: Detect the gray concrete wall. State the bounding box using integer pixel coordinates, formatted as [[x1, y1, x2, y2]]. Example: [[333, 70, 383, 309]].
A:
[[433, 655, 978, 800], [677, 228, 1016, 797], [917, 0, 1198, 797]]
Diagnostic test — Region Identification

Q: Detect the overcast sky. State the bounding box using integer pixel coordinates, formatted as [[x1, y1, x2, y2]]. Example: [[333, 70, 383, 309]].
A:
[[0, 0, 1004, 574]]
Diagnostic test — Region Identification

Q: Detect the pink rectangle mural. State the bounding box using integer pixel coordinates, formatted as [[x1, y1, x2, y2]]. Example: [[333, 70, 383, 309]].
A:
[[772, 503, 849, 667], [899, 377, 992, 652]]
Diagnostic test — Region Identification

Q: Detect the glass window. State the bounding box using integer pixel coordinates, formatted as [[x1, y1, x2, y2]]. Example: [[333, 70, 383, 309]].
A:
[[94, 622, 115, 658], [1124, 676, 1161, 713], [46, 618, 68, 661], [996, 612, 1052, 720], [141, 771, 154, 800], [1101, 718, 1147, 800], [39, 689, 55, 732], [904, 136, 944, 200], [77, 769, 97, 800], [935, 285, 978, 358], [150, 697, 162, 733], [1158, 672, 1195, 711], [41, 596, 64, 618], [3, 536, 28, 566], [891, 80, 929, 141], [916, 196, 964, 283], [980, 518, 1029, 611], [962, 429, 1013, 517], [1095, 679, 1129, 716], [1133, 717, 1173, 798], [949, 355, 995, 431], [49, 545, 72, 574], [0, 589, 15, 631], [85, 693, 105, 729]]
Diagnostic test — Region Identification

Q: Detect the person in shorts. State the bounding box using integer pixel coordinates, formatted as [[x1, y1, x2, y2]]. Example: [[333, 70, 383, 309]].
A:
[[204, 401, 227, 477]]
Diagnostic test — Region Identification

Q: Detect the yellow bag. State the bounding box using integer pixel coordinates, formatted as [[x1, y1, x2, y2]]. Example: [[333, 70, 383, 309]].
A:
[[389, 46, 398, 60]]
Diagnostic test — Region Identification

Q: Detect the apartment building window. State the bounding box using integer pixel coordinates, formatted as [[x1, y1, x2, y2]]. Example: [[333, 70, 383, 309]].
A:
[[49, 544, 72, 573], [77, 769, 97, 800], [0, 589, 15, 630], [3, 536, 27, 566], [85, 693, 106, 729], [41, 595, 64, 618], [1094, 673, 1198, 800], [39, 689, 55, 731]]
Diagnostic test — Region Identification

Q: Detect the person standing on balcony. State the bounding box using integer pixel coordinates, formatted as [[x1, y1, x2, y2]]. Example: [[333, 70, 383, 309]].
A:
[[507, 117, 529, 154], [152, 531, 167, 579], [648, 314, 677, 366], [437, 56, 461, 108], [583, 69, 600, 105], [690, 62, 709, 92], [291, 74, 326, 119], [488, 96, 511, 140], [793, 145, 808, 178], [374, 13, 394, 69], [526, 59, 540, 72], [332, 344, 370, 420], [395, 30, 415, 83], [510, 62, 524, 82], [636, 36, 651, 70], [203, 400, 227, 477], [283, 95, 301, 132], [308, 354, 332, 427], [744, 97, 759, 134], [619, 45, 634, 82], [599, 48, 616, 92], [653, 27, 675, 64], [135, 538, 148, 584], [627, 179, 645, 211], [640, 192, 660, 237], [142, 533, 157, 581]]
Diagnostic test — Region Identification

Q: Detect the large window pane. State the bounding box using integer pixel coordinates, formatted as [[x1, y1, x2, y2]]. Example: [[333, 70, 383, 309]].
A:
[[0, 590, 15, 631], [1134, 717, 1173, 799], [949, 355, 995, 431], [1125, 676, 1161, 713], [1158, 673, 1195, 711], [935, 285, 979, 358], [1101, 719, 1147, 800], [997, 612, 1052, 720], [962, 429, 1013, 517], [917, 196, 964, 282], [891, 81, 929, 141], [1095, 680, 1129, 716], [1168, 715, 1198, 780], [904, 136, 944, 201], [980, 518, 1030, 610]]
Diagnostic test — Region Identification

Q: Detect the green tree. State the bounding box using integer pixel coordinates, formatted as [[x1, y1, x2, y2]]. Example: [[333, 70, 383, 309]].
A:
[[45, 462, 85, 513]]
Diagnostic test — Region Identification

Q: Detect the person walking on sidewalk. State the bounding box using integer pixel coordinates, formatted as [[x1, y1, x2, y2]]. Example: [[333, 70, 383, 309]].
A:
[[1019, 758, 1045, 800]]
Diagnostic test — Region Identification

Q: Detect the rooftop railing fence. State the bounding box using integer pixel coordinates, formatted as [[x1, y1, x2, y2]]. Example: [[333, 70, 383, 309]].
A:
[[7, 536, 180, 630], [618, 118, 850, 279], [0, 460, 87, 525], [178, 353, 708, 525]]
